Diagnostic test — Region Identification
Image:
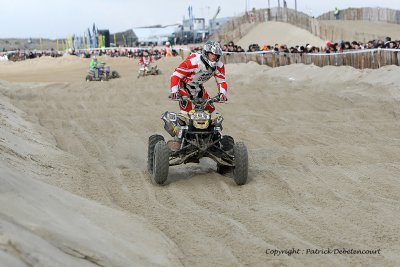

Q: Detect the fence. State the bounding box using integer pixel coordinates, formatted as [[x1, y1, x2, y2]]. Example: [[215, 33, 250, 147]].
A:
[[220, 49, 400, 69], [213, 7, 400, 45], [212, 7, 311, 44], [318, 7, 400, 24]]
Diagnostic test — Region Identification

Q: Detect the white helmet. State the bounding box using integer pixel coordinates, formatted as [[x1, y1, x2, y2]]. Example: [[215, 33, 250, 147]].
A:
[[201, 41, 222, 68]]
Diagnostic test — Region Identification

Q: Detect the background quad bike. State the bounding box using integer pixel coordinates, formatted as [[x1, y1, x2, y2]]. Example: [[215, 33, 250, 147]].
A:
[[137, 66, 162, 78], [86, 69, 120, 81]]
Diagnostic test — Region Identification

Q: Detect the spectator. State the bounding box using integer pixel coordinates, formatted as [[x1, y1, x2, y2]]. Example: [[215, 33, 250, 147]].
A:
[[334, 7, 340, 20]]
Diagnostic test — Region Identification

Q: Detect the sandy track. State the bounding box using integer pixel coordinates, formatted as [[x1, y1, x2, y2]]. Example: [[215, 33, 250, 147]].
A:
[[1, 56, 400, 266]]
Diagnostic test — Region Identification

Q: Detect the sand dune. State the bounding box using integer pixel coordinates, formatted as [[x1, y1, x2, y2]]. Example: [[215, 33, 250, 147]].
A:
[[1, 55, 400, 266], [237, 21, 326, 48], [236, 20, 400, 49]]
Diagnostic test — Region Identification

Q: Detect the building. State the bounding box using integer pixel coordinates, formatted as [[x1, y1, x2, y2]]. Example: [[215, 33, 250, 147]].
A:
[[133, 25, 181, 46], [209, 17, 232, 35], [111, 12, 231, 47], [113, 30, 138, 47], [179, 18, 209, 44]]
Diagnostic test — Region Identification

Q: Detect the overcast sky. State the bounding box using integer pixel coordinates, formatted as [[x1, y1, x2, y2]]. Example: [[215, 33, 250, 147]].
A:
[[1, 0, 399, 38]]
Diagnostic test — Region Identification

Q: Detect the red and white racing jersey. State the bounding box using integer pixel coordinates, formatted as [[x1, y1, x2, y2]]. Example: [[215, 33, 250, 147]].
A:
[[170, 53, 228, 96], [139, 56, 154, 66]]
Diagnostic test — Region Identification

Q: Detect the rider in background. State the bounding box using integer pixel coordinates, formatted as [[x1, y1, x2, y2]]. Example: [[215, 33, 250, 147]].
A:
[[165, 41, 173, 57], [138, 50, 154, 75], [89, 55, 104, 78], [170, 40, 228, 113]]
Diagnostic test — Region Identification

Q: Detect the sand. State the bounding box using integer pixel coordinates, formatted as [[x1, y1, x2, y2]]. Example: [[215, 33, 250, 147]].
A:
[[1, 55, 400, 266], [236, 20, 400, 49], [2, 18, 400, 265], [236, 21, 326, 48]]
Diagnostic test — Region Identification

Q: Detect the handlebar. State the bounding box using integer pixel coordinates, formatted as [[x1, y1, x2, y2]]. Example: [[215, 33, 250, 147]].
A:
[[169, 94, 226, 104]]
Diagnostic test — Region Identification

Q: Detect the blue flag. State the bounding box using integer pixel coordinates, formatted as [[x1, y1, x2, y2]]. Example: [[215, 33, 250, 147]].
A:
[[188, 6, 194, 30]]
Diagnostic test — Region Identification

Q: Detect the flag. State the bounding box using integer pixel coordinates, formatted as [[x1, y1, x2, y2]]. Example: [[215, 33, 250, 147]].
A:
[[69, 36, 74, 50], [93, 23, 98, 48], [82, 32, 86, 49], [87, 28, 93, 48], [188, 6, 194, 31]]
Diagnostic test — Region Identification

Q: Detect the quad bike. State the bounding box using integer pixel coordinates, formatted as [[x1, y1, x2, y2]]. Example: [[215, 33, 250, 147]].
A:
[[137, 65, 162, 78], [86, 63, 120, 81], [147, 95, 248, 186]]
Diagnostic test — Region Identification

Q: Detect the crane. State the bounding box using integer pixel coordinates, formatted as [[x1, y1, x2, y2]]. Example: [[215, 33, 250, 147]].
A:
[[212, 6, 221, 21], [209, 6, 221, 34]]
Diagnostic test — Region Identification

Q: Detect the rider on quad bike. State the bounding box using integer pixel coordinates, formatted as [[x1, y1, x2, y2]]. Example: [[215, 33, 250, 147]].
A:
[[87, 55, 120, 81], [169, 40, 228, 150], [147, 41, 248, 186], [89, 56, 104, 79], [138, 50, 155, 76], [147, 41, 248, 185]]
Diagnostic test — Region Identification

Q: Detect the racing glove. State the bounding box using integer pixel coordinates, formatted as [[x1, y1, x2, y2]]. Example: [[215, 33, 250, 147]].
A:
[[219, 93, 227, 102], [171, 92, 178, 100], [170, 86, 179, 100]]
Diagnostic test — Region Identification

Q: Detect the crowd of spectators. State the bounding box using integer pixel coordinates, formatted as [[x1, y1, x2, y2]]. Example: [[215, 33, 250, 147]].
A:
[[0, 49, 63, 61], [215, 37, 399, 55], [2, 37, 399, 62], [73, 47, 178, 59], [0, 46, 180, 62]]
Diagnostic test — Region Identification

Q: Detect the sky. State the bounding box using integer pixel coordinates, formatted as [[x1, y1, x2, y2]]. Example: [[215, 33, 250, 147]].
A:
[[1, 0, 400, 38]]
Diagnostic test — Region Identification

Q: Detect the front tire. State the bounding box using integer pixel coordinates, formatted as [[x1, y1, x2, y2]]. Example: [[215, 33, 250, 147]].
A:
[[233, 142, 248, 185], [86, 75, 93, 82], [152, 141, 169, 185], [148, 134, 164, 173]]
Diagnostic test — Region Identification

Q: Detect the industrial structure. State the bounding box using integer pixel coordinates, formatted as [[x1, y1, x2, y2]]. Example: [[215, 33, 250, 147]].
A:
[[113, 5, 229, 46], [68, 6, 229, 49]]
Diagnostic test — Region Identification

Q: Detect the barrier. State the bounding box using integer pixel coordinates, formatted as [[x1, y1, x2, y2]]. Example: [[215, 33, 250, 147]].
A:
[[220, 49, 400, 69], [3, 46, 398, 69], [212, 7, 400, 48]]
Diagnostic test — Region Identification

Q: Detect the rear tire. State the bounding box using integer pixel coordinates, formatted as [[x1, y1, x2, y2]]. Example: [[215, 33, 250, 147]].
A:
[[112, 71, 120, 78], [152, 141, 169, 185], [233, 142, 248, 185], [86, 75, 93, 82], [221, 135, 234, 151], [148, 134, 164, 173]]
